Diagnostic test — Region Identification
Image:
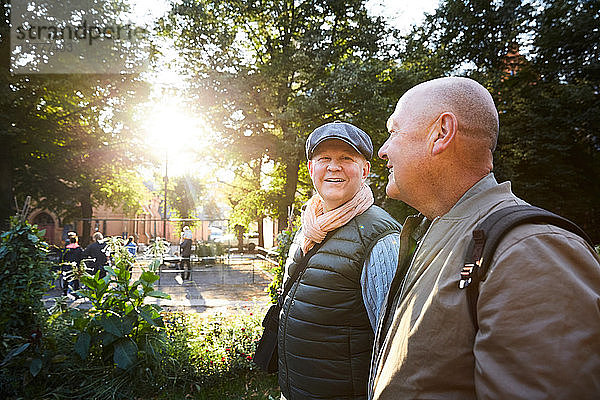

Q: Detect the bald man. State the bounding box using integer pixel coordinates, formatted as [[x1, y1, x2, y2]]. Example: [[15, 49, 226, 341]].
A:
[[369, 77, 600, 399]]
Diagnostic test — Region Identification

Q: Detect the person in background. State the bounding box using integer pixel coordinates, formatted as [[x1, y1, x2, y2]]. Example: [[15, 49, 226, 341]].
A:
[[180, 226, 193, 280], [62, 233, 83, 296], [125, 236, 137, 256], [369, 76, 600, 399], [82, 232, 108, 278]]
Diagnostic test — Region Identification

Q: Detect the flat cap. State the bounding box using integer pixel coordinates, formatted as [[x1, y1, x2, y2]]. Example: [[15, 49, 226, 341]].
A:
[[305, 121, 373, 160]]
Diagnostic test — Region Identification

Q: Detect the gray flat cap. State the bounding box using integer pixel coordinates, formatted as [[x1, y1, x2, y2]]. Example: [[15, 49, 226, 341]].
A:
[[305, 121, 373, 160]]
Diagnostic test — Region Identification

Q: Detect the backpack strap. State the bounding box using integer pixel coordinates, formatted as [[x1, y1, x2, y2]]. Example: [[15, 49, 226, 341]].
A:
[[459, 205, 593, 330]]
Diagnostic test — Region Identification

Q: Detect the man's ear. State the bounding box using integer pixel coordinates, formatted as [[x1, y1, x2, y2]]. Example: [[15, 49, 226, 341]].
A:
[[431, 112, 457, 156], [308, 160, 314, 178], [362, 160, 371, 180]]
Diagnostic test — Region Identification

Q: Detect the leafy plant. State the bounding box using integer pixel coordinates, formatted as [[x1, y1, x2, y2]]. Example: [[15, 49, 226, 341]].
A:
[[160, 310, 266, 391], [0, 216, 52, 344], [0, 216, 52, 396], [268, 227, 298, 303], [71, 236, 170, 370]]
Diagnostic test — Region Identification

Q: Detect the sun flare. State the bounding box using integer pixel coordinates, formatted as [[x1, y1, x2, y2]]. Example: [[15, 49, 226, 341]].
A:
[[143, 95, 211, 177]]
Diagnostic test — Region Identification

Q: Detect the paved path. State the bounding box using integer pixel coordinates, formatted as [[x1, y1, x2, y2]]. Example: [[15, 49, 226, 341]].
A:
[[44, 259, 274, 315]]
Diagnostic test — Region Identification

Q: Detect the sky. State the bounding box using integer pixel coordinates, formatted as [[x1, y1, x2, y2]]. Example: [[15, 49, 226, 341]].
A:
[[128, 0, 440, 34], [365, 0, 439, 32]]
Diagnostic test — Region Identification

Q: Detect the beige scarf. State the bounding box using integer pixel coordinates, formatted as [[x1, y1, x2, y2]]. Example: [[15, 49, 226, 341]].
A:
[[301, 184, 374, 254]]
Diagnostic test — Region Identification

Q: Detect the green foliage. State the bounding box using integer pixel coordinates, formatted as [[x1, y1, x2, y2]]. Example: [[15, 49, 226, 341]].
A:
[[0, 216, 52, 396], [0, 236, 171, 399], [1, 0, 152, 236], [0, 219, 277, 398], [195, 243, 214, 258], [167, 174, 210, 232], [194, 241, 227, 258], [160, 311, 267, 391], [71, 236, 170, 370], [185, 370, 278, 400], [394, 0, 600, 241], [0, 216, 52, 339], [161, 0, 397, 228], [267, 227, 298, 303]]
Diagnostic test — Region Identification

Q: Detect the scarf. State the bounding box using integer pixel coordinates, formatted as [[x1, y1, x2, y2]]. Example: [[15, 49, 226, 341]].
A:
[[301, 183, 374, 254]]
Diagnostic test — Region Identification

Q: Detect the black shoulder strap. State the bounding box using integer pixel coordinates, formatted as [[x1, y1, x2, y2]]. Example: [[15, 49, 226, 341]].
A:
[[278, 230, 335, 306], [459, 205, 593, 330]]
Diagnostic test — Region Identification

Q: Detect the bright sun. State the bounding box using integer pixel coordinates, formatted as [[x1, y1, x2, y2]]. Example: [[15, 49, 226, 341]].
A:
[[143, 95, 210, 178]]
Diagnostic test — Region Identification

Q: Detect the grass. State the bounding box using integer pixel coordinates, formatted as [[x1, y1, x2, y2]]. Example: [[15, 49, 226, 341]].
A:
[[159, 370, 279, 400]]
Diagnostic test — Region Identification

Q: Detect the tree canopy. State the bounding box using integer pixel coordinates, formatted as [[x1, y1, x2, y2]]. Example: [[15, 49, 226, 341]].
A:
[[387, 0, 600, 240], [160, 0, 401, 230], [1, 0, 153, 244]]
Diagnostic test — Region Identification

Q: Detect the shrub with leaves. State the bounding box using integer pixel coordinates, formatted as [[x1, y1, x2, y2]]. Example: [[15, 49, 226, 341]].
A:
[[160, 310, 265, 392], [0, 216, 52, 343], [0, 216, 52, 396], [1, 237, 173, 399], [267, 227, 298, 303], [71, 236, 170, 370]]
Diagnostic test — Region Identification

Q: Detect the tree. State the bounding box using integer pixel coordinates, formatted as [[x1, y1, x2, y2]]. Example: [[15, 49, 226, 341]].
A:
[[9, 73, 152, 245], [160, 0, 396, 230], [395, 0, 600, 241], [1, 0, 153, 243], [223, 160, 275, 248], [166, 174, 208, 233]]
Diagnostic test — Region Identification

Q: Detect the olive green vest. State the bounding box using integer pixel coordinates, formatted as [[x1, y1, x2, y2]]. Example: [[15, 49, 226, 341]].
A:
[[278, 205, 401, 400]]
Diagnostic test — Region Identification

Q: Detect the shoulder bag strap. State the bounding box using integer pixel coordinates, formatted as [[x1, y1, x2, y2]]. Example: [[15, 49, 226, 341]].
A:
[[459, 204, 592, 330], [278, 229, 336, 306]]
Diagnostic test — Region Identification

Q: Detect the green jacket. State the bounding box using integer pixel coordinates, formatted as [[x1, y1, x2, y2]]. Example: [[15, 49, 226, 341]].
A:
[[279, 205, 401, 400]]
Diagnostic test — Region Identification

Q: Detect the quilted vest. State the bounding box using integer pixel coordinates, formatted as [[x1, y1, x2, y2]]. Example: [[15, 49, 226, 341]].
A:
[[278, 205, 401, 400]]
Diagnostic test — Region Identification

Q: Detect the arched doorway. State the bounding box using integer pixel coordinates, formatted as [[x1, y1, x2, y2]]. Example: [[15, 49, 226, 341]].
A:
[[32, 212, 56, 244]]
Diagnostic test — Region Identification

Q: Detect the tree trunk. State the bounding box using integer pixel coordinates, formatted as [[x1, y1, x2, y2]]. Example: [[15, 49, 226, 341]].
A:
[[257, 217, 264, 248], [80, 190, 93, 247], [278, 159, 300, 232], [0, 143, 12, 230], [0, 2, 13, 231]]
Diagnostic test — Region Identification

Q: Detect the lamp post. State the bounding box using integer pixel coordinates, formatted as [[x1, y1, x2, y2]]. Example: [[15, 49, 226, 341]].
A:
[[163, 150, 168, 240]]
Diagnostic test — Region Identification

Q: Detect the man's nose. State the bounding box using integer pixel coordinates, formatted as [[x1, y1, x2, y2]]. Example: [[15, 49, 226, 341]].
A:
[[327, 160, 342, 170], [378, 140, 389, 160]]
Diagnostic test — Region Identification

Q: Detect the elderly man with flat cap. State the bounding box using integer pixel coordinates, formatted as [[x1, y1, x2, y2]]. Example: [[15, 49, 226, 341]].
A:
[[277, 121, 402, 400]]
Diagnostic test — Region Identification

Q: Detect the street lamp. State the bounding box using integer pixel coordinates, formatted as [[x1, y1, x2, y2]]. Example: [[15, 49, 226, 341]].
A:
[[163, 150, 168, 240]]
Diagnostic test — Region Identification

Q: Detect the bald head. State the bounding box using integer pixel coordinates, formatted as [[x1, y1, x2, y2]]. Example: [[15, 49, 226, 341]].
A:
[[391, 77, 499, 151], [380, 77, 499, 218]]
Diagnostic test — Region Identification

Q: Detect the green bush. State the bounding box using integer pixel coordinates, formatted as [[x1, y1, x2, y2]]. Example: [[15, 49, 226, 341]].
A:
[[0, 216, 52, 340], [0, 231, 278, 399], [72, 236, 170, 370], [161, 310, 264, 387], [0, 217, 52, 397], [1, 237, 172, 399], [267, 227, 298, 303], [213, 242, 226, 257], [195, 243, 214, 258]]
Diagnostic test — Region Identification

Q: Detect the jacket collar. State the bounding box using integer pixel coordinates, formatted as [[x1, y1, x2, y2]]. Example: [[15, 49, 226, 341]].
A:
[[440, 173, 512, 221]]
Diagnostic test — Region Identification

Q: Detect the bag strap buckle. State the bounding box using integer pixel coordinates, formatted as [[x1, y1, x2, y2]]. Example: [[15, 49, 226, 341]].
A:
[[459, 263, 475, 289]]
